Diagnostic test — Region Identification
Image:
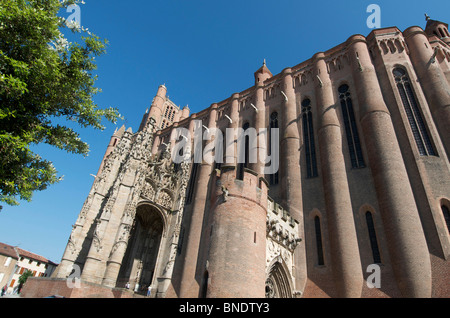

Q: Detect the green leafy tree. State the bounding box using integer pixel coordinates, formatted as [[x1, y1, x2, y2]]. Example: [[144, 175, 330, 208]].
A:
[[18, 269, 34, 289], [0, 0, 122, 206]]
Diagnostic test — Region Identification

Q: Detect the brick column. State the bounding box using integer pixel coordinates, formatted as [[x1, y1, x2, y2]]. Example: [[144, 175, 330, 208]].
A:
[[347, 36, 432, 297], [313, 53, 363, 298], [279, 68, 307, 294], [404, 26, 450, 158], [224, 93, 240, 166], [252, 82, 266, 176], [280, 68, 302, 221], [179, 105, 217, 297]]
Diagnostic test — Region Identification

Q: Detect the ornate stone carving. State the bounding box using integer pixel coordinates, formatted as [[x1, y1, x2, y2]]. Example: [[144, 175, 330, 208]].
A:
[[265, 278, 275, 298], [141, 182, 156, 201], [156, 191, 172, 209], [221, 186, 229, 202], [92, 219, 103, 253], [265, 198, 301, 297]]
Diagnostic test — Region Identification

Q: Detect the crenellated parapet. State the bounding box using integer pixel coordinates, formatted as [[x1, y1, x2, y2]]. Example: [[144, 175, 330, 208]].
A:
[[266, 198, 301, 253]]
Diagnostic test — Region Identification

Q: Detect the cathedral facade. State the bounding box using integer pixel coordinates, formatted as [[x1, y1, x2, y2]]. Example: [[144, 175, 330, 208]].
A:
[[31, 18, 450, 298]]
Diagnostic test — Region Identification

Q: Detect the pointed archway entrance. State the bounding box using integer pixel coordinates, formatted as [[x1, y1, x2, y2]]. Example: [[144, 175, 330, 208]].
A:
[[265, 259, 294, 298], [116, 203, 165, 295]]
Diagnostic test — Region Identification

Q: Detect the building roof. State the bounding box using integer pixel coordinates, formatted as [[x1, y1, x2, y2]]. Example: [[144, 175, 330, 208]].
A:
[[0, 242, 19, 259], [0, 242, 58, 265], [16, 247, 51, 264]]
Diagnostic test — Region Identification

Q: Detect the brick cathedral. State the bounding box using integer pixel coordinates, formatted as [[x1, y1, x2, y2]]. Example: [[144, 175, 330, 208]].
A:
[[23, 17, 450, 298]]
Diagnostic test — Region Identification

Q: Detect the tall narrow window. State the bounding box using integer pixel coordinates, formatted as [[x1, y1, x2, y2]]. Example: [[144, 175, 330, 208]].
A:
[[237, 123, 250, 180], [365, 212, 381, 264], [442, 205, 450, 233], [214, 130, 225, 171], [302, 99, 318, 178], [393, 68, 436, 156], [200, 271, 209, 298], [338, 84, 365, 168], [186, 162, 199, 204], [269, 112, 279, 185], [314, 216, 325, 266]]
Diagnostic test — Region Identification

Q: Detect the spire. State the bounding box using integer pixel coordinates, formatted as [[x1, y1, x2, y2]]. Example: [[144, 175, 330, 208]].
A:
[[254, 58, 273, 85], [425, 13, 431, 21]]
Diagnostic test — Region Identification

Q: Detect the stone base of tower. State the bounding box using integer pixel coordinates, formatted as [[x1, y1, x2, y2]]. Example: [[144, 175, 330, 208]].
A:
[[20, 277, 143, 298]]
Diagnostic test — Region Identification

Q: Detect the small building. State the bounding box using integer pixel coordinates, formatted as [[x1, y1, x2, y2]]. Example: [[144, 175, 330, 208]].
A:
[[0, 242, 19, 293], [0, 242, 58, 294]]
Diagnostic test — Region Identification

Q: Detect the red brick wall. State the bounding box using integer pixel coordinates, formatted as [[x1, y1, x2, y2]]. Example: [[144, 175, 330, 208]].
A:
[[20, 278, 136, 298]]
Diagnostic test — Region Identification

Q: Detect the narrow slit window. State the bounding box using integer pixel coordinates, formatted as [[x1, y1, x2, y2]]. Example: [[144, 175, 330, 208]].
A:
[[365, 212, 382, 264], [314, 216, 325, 266], [186, 162, 199, 204], [237, 122, 250, 180], [201, 271, 209, 298], [442, 205, 450, 233]]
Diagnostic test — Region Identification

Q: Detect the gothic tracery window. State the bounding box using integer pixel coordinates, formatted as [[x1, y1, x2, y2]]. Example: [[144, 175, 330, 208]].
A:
[[338, 84, 365, 168], [393, 67, 436, 156]]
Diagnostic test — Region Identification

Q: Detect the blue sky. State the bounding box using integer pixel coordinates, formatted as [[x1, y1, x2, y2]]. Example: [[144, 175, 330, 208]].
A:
[[0, 0, 448, 263]]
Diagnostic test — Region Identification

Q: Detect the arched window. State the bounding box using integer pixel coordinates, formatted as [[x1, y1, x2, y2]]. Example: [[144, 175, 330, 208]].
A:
[[365, 212, 381, 264], [302, 99, 318, 178], [442, 205, 450, 233], [269, 112, 279, 185], [393, 68, 436, 156], [338, 84, 365, 168], [314, 216, 325, 266]]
